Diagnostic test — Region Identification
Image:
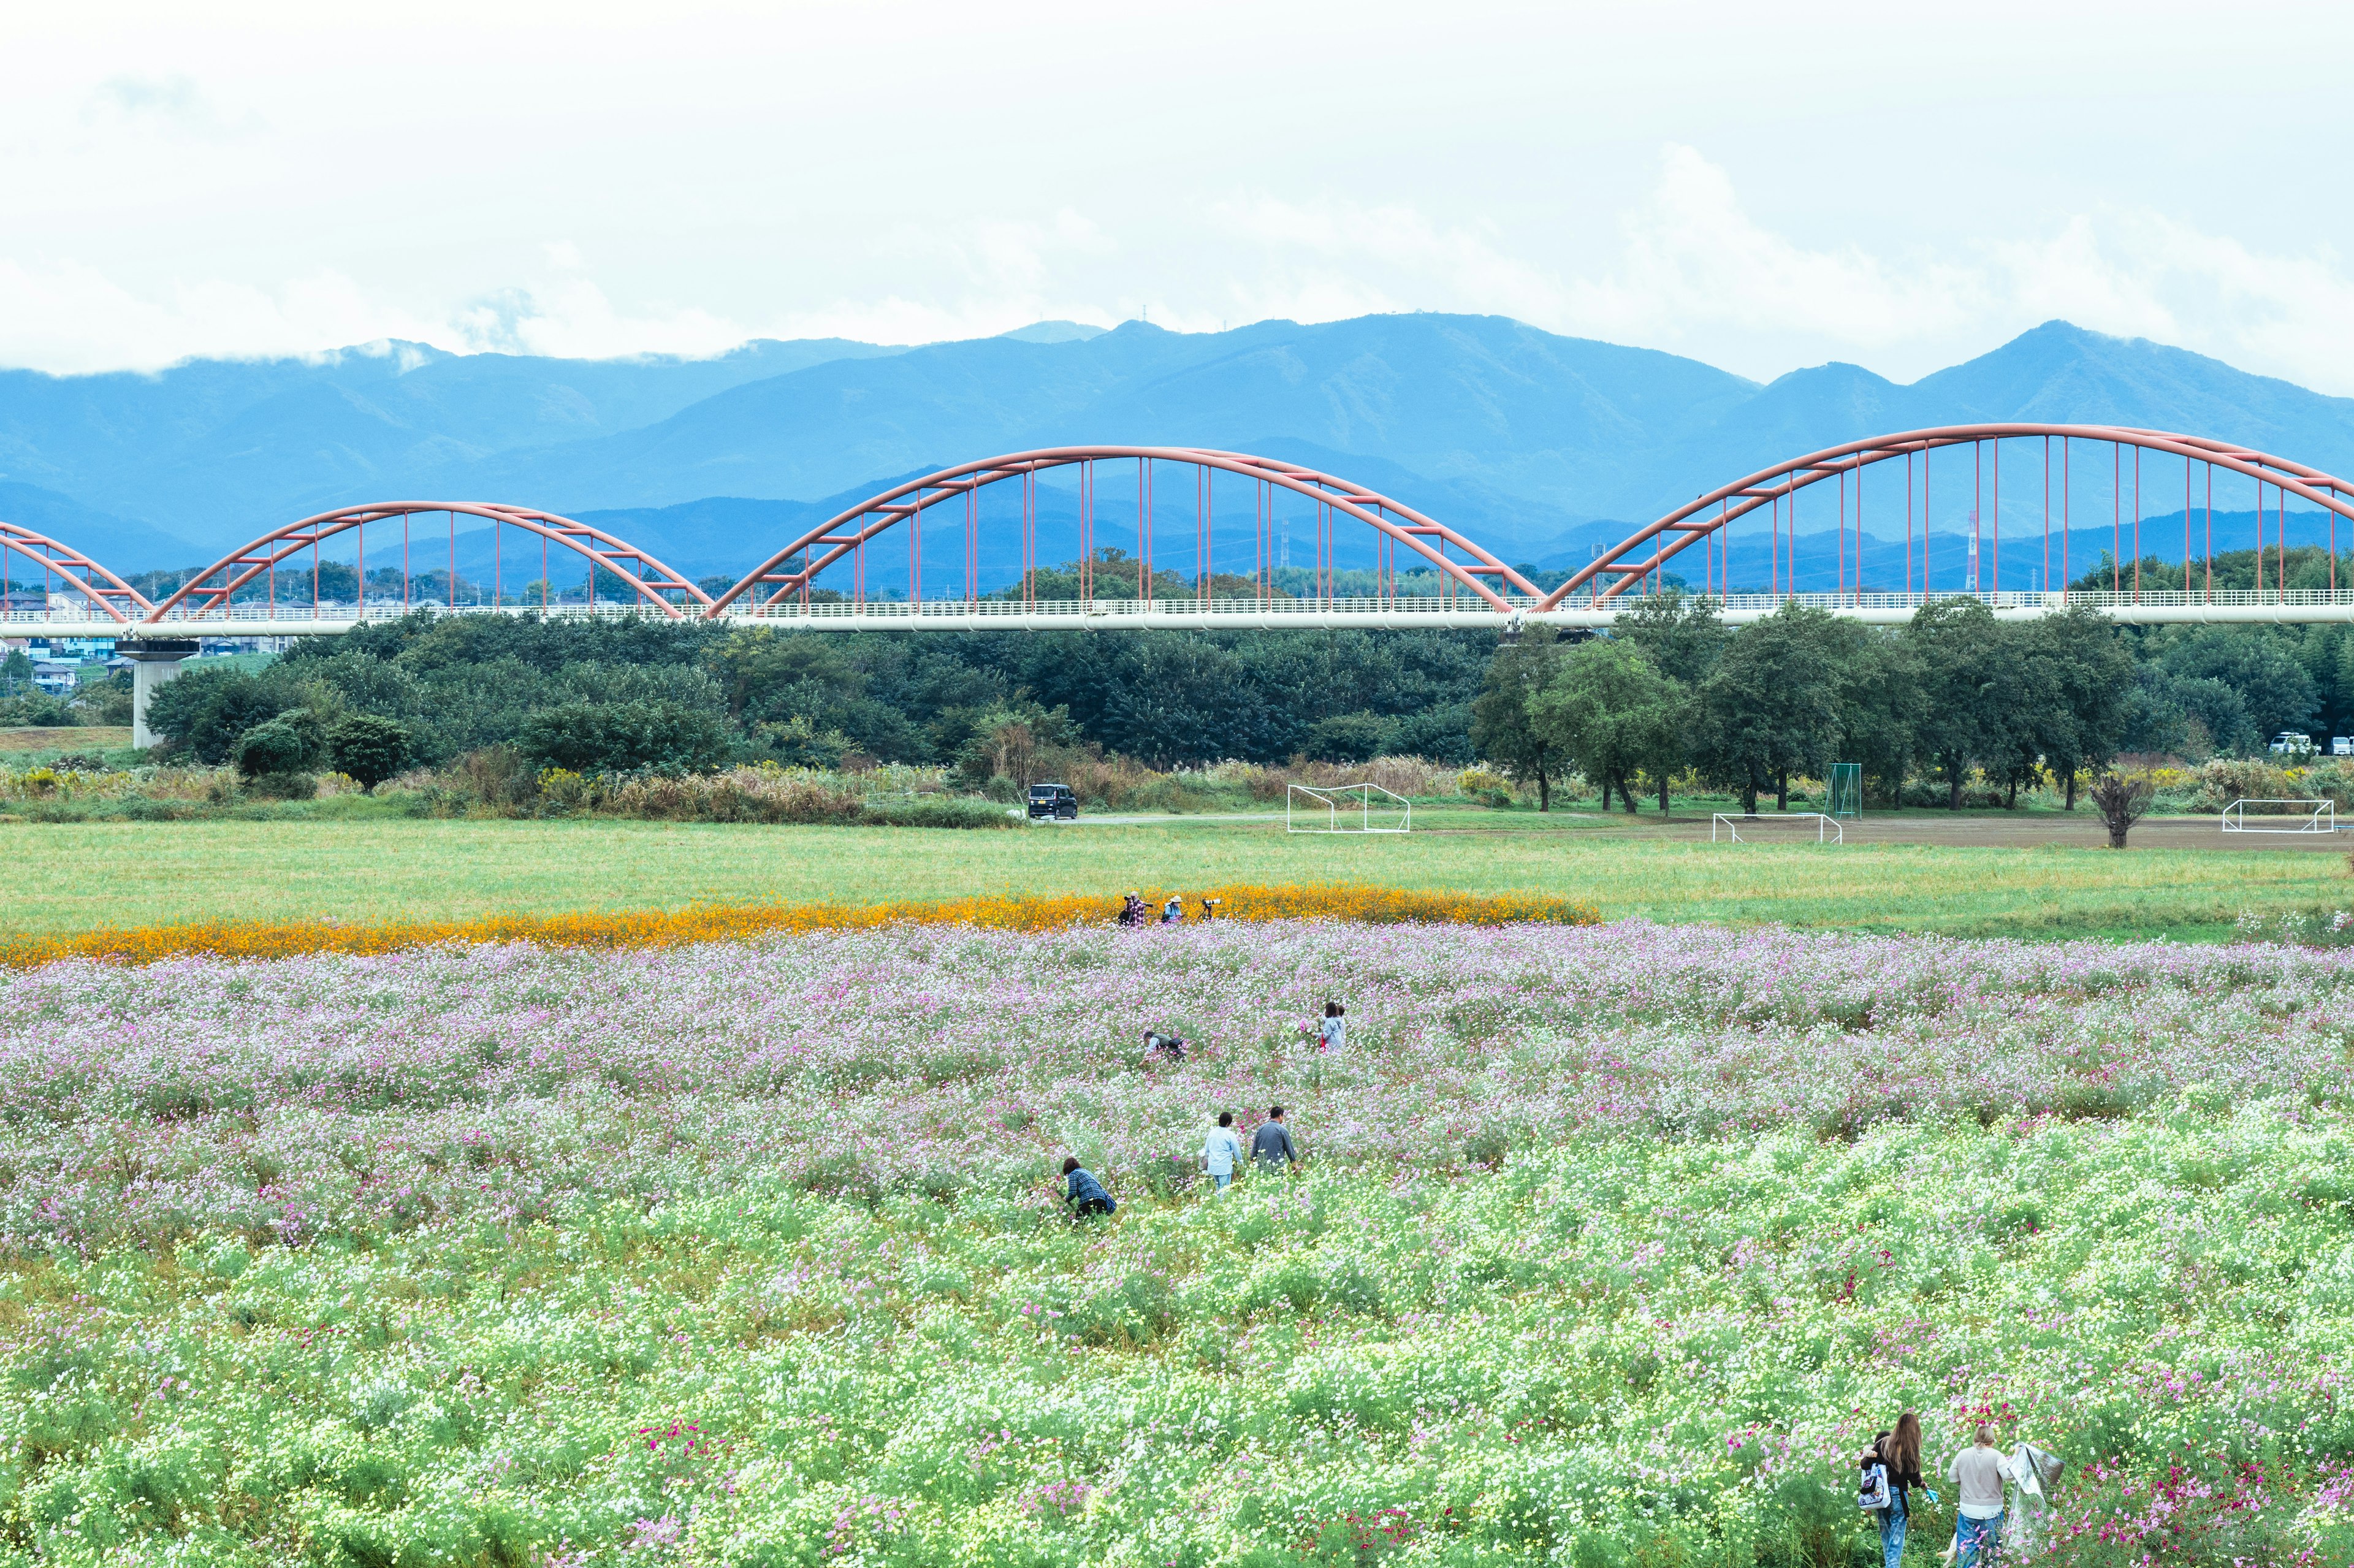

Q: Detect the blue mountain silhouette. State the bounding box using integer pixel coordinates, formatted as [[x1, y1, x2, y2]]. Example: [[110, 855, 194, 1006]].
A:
[[5, 316, 2353, 592]]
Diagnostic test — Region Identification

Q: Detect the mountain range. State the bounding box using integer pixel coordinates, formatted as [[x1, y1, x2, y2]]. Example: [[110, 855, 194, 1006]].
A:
[[7, 314, 2354, 594]]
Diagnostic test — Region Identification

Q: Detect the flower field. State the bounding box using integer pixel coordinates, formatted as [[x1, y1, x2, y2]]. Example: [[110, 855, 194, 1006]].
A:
[[1, 920, 2351, 1564], [0, 885, 1596, 970]]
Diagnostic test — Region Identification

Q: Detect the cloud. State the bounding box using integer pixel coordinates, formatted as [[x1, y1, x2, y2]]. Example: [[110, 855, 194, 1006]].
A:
[[1205, 193, 1560, 331], [12, 147, 2354, 395], [1563, 147, 1990, 351], [0, 257, 444, 375], [82, 74, 253, 140], [1206, 149, 2354, 395], [1989, 213, 2354, 392]]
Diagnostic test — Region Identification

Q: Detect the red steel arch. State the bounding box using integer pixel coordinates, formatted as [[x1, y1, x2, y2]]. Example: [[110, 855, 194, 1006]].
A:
[[0, 522, 156, 623], [708, 446, 1543, 617], [143, 503, 713, 622], [1552, 424, 2354, 607]]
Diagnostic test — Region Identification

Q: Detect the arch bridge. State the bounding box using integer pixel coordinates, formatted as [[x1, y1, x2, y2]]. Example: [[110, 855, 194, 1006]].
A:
[[7, 432, 2354, 652]]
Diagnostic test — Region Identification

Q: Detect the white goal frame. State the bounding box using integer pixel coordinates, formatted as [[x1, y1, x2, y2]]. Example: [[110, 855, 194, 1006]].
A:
[[2221, 797, 2336, 834], [1287, 783, 1412, 834], [1712, 812, 1843, 844]]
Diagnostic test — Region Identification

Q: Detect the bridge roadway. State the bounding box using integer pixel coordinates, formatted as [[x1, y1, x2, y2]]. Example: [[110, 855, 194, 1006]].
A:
[[13, 588, 2354, 642]]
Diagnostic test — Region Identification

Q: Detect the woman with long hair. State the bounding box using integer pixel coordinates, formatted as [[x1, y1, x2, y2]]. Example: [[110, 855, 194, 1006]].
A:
[[1860, 1410, 1928, 1568]]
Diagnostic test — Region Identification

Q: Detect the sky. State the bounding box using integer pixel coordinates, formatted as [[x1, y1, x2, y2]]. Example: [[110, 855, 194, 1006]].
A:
[[7, 1, 2354, 389]]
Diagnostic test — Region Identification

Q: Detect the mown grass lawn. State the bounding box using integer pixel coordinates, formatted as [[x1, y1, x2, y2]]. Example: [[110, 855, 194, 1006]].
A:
[[0, 813, 2342, 938]]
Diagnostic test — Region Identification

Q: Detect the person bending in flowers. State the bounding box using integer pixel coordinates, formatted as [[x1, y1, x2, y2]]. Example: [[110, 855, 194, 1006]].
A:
[[1061, 1156, 1114, 1217]]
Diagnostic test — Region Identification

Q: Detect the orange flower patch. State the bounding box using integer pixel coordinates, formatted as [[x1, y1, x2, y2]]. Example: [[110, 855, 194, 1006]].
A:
[[0, 884, 1598, 970]]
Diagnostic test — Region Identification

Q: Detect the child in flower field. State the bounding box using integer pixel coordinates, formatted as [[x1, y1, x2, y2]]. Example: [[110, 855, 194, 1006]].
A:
[[1202, 1113, 1243, 1190], [1946, 1425, 2017, 1566], [1061, 1157, 1114, 1217], [1144, 1029, 1188, 1064], [1858, 1411, 1929, 1568], [1314, 1001, 1346, 1052]]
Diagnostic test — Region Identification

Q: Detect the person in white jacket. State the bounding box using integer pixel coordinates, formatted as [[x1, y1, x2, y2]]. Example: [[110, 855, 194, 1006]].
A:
[[1946, 1426, 2018, 1566], [1200, 1112, 1244, 1191]]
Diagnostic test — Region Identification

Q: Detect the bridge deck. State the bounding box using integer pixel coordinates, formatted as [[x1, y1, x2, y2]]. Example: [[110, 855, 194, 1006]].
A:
[[11, 589, 2354, 639]]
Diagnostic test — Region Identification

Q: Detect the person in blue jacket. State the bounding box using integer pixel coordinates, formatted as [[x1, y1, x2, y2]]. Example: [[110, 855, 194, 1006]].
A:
[[1061, 1156, 1115, 1217]]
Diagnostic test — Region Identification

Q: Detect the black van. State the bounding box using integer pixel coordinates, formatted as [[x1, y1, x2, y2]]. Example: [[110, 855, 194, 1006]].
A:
[[1027, 783, 1078, 821]]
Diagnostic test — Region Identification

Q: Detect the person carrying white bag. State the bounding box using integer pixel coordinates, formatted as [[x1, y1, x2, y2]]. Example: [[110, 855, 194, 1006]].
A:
[[1856, 1412, 1934, 1568]]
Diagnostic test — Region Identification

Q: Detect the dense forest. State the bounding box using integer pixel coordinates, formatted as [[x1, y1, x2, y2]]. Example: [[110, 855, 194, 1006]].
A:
[[110, 545, 2354, 805]]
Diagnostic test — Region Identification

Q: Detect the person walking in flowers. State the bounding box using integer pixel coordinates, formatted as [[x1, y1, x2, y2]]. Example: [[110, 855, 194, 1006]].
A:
[[1946, 1424, 2017, 1566], [1857, 1411, 1932, 1568], [1200, 1112, 1243, 1191], [1250, 1106, 1301, 1175]]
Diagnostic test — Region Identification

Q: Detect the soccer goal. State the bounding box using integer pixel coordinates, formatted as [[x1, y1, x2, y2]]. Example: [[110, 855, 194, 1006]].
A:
[[2221, 797, 2336, 834], [1287, 783, 1411, 834], [1711, 812, 1844, 845]]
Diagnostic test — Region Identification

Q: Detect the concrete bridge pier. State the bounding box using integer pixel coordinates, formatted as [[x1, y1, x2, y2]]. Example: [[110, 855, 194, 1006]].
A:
[[120, 639, 198, 748]]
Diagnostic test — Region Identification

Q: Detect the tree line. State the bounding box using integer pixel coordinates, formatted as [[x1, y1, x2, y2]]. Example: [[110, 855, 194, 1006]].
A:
[[1468, 592, 2331, 811], [129, 546, 2354, 801], [142, 609, 1493, 783]]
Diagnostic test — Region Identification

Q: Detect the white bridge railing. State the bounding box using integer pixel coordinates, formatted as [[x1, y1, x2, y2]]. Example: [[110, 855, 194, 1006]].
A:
[[20, 586, 2354, 637]]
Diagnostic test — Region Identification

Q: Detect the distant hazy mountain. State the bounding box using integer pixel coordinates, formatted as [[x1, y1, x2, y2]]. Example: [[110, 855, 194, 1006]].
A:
[[0, 482, 202, 577], [12, 315, 2354, 595], [467, 315, 1760, 521], [1632, 322, 2354, 522], [0, 336, 901, 544]]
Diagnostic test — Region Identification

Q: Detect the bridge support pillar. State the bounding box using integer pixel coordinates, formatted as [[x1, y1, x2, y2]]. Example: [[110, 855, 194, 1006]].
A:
[[120, 640, 198, 749]]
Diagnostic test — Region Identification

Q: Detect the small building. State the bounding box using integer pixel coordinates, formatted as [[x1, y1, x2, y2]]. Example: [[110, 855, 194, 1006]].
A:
[[31, 660, 83, 695]]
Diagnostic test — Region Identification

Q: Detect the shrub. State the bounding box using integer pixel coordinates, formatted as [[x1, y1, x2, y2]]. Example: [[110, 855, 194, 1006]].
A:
[[2190, 756, 2295, 812], [143, 665, 323, 764], [327, 715, 411, 792], [231, 711, 325, 778], [243, 772, 318, 801], [516, 699, 733, 777], [1304, 711, 1393, 764]]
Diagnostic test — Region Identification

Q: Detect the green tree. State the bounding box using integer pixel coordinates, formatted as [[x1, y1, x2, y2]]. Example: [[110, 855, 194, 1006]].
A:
[[1829, 627, 1923, 807], [233, 709, 326, 779], [2027, 609, 2135, 808], [1615, 591, 1726, 686], [327, 714, 412, 792], [1906, 600, 2013, 809], [1693, 605, 1848, 812], [144, 665, 330, 764], [516, 699, 734, 776], [1304, 711, 1395, 764], [1469, 627, 1569, 810], [2156, 626, 2319, 749], [1529, 640, 1685, 813]]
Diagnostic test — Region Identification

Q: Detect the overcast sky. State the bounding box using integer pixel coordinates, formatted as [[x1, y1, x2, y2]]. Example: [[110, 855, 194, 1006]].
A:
[[6, 1, 2353, 389]]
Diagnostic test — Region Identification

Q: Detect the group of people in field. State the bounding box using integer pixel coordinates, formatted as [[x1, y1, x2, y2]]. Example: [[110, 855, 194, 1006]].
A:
[[1861, 1410, 2063, 1566], [1054, 992, 2059, 1566], [1116, 891, 1222, 926], [1057, 1001, 1344, 1218]]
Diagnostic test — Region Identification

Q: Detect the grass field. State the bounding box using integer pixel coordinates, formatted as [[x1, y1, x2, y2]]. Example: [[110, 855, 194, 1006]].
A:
[[1, 812, 2343, 938], [0, 726, 128, 753]]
